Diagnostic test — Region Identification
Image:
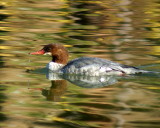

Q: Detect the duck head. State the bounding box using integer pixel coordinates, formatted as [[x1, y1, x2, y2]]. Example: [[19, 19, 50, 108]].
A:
[[30, 44, 69, 64]]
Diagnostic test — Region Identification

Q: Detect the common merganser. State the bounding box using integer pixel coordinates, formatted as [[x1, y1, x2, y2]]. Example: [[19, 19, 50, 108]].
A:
[[30, 43, 152, 76]]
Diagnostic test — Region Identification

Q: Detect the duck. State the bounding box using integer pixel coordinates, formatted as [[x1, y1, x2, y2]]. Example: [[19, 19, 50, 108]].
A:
[[30, 43, 152, 76]]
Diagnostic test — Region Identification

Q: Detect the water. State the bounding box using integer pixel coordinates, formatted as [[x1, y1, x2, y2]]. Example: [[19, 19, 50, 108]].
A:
[[0, 0, 160, 128]]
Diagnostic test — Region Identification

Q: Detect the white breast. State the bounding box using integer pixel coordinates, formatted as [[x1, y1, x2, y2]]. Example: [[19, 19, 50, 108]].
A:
[[46, 62, 64, 72]]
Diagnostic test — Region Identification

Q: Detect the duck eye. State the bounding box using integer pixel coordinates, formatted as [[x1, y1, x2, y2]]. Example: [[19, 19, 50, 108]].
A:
[[44, 47, 51, 52]]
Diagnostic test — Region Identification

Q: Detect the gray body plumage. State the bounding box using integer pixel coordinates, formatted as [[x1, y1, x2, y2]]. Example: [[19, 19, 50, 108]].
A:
[[61, 57, 146, 76]]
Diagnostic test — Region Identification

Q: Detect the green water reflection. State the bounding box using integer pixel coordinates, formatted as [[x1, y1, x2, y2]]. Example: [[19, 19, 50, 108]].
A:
[[0, 0, 160, 128]]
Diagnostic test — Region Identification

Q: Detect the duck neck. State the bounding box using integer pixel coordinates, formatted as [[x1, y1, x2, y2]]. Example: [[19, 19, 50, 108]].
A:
[[52, 54, 68, 65]]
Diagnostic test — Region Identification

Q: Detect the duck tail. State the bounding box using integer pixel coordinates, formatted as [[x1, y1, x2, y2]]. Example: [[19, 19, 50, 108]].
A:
[[136, 69, 160, 74]]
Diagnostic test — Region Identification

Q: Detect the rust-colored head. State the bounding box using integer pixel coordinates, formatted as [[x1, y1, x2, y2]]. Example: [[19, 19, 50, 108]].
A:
[[30, 44, 69, 64]]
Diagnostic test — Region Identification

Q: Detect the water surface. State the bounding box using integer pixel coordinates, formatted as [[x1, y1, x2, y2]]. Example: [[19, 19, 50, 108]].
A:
[[0, 0, 160, 128]]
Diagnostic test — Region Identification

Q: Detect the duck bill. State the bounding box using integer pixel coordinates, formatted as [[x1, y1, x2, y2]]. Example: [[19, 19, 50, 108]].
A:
[[30, 49, 45, 55]]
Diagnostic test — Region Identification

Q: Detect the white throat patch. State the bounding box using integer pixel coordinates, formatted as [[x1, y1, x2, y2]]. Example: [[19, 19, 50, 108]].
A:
[[44, 52, 52, 55]]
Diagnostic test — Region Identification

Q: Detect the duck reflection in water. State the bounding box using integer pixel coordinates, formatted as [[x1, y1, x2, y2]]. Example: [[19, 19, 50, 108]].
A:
[[42, 71, 120, 102], [28, 69, 121, 102], [28, 68, 159, 102], [47, 71, 120, 88], [42, 80, 67, 102]]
